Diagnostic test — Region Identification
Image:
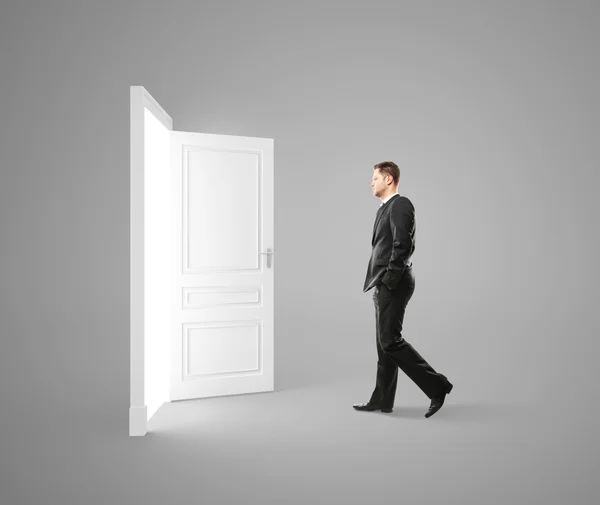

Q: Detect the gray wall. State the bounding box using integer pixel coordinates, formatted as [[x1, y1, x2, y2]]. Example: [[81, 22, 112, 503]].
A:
[[1, 0, 598, 503]]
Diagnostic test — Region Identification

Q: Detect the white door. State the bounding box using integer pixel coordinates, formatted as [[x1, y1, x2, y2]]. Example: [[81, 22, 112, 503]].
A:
[[130, 85, 274, 436], [169, 131, 274, 401]]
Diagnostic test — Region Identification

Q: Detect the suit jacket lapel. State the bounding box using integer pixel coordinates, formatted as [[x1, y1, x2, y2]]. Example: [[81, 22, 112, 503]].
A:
[[371, 194, 399, 245], [371, 205, 385, 244]]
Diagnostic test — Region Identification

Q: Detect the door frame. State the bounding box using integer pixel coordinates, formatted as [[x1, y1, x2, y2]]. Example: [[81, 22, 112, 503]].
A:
[[129, 86, 173, 436]]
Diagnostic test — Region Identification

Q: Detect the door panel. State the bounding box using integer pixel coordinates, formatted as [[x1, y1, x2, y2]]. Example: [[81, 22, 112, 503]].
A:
[[170, 131, 274, 401]]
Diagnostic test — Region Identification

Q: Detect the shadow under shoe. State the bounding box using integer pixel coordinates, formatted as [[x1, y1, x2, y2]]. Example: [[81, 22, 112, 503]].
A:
[[353, 402, 393, 413]]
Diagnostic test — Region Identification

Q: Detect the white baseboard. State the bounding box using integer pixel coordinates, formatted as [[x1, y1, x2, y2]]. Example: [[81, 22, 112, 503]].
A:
[[129, 405, 147, 436]]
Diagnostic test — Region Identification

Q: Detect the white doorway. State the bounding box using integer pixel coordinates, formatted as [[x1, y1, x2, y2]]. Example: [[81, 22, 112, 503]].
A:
[[129, 86, 274, 436]]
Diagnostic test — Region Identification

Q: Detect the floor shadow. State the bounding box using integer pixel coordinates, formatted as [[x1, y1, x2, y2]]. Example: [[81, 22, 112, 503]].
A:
[[385, 401, 534, 422]]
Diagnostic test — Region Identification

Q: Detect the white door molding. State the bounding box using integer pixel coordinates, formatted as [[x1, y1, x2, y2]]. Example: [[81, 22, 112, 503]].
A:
[[129, 86, 173, 436]]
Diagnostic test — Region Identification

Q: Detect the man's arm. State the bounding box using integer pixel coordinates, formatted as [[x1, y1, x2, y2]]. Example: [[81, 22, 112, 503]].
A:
[[381, 197, 415, 289]]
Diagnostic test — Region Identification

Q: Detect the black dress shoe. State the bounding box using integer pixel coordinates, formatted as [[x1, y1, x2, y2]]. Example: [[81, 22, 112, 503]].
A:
[[353, 402, 393, 413], [424, 382, 453, 418]]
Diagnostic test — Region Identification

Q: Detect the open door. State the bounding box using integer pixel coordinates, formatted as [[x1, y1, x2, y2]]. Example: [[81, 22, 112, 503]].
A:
[[129, 86, 274, 436], [169, 131, 274, 401]]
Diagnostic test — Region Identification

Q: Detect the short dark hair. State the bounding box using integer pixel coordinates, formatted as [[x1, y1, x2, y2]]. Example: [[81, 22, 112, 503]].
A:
[[373, 161, 400, 186]]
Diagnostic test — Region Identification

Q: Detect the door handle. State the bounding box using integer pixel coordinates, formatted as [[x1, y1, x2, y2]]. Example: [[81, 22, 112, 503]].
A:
[[259, 248, 274, 268]]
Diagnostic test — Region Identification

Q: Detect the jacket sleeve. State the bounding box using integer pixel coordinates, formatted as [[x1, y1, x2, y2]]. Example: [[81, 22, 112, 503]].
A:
[[381, 197, 415, 289]]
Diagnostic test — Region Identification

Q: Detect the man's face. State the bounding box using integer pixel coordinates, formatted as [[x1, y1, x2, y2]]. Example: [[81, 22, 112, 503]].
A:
[[371, 169, 389, 198]]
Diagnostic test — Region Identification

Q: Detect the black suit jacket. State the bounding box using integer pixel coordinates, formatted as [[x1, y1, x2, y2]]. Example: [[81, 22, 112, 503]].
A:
[[363, 194, 416, 292]]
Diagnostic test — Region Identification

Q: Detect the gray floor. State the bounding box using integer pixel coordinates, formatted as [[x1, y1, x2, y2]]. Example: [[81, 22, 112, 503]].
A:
[[5, 375, 596, 505]]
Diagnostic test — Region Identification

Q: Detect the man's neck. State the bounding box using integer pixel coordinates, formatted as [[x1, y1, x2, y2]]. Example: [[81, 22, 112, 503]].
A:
[[380, 189, 399, 202]]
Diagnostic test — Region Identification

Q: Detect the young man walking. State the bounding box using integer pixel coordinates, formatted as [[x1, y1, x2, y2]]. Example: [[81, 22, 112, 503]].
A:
[[355, 161, 453, 418]]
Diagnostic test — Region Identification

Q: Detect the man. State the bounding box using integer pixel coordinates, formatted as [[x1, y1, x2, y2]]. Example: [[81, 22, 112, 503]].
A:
[[355, 161, 453, 418]]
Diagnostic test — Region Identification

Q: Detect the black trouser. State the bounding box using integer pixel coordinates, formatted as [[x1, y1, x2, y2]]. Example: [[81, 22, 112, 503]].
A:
[[369, 266, 449, 407]]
